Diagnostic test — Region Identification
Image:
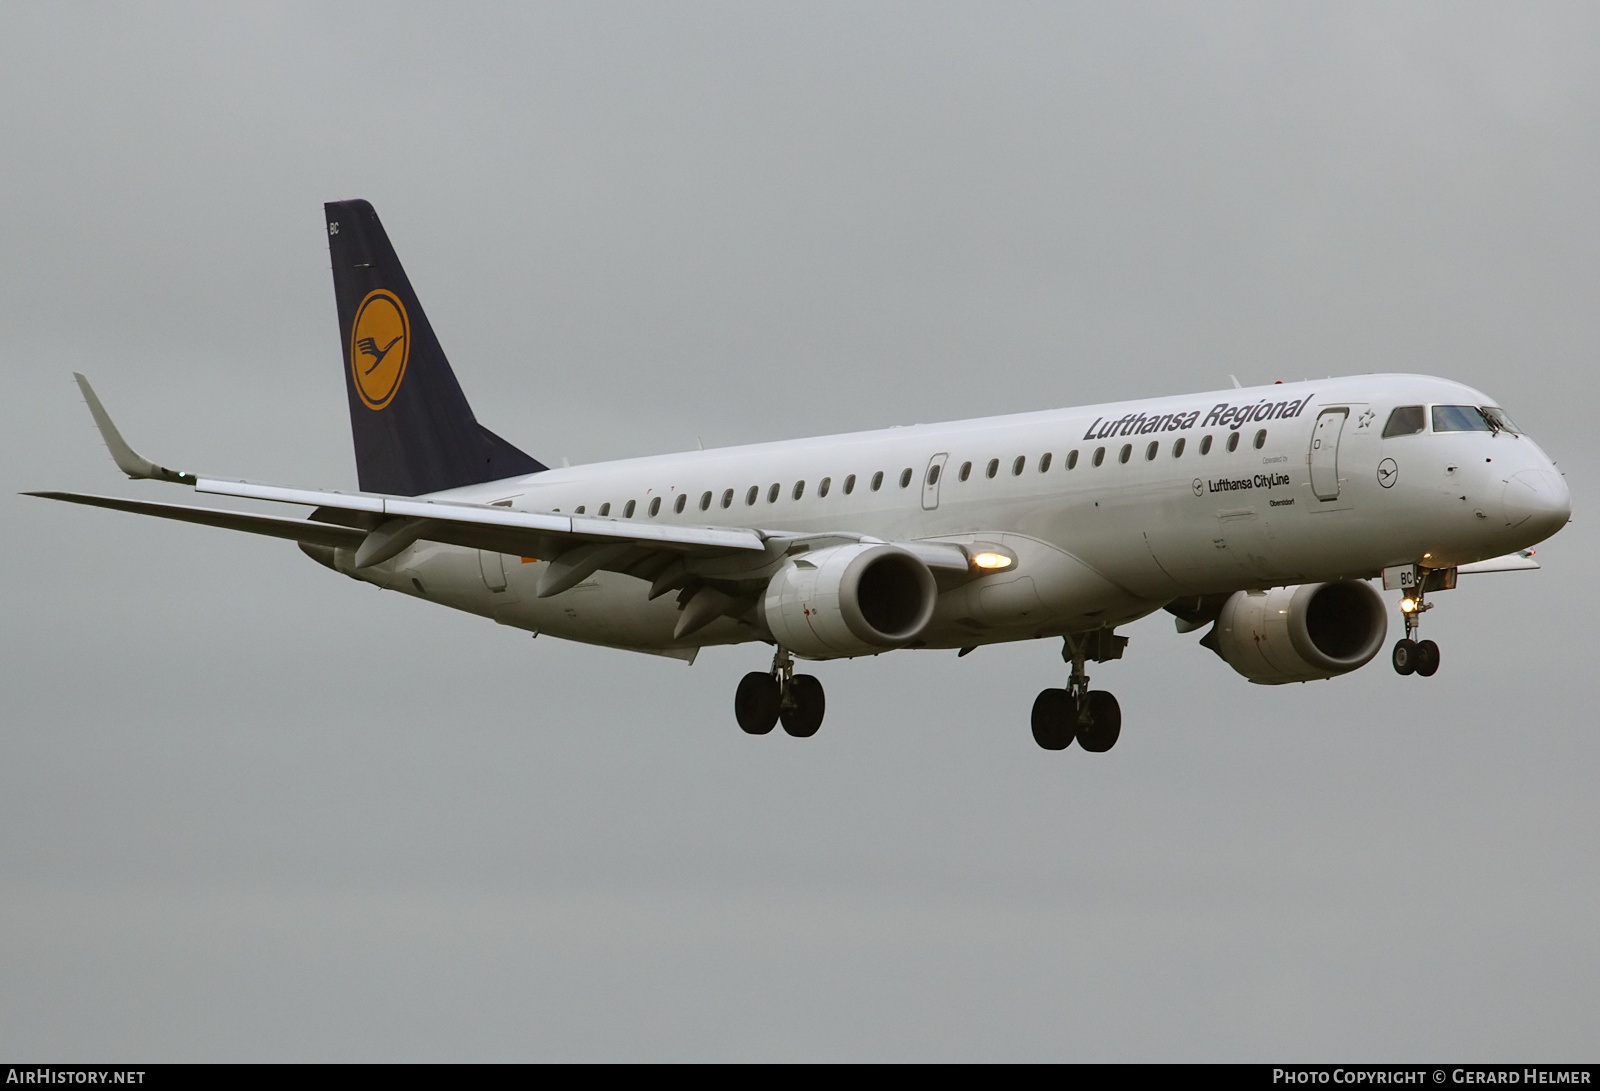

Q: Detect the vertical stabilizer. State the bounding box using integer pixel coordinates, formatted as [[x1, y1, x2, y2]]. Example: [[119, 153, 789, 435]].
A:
[[324, 199, 545, 495]]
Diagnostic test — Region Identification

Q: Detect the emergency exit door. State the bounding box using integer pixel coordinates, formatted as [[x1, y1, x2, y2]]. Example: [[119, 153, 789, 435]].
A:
[[922, 453, 949, 511]]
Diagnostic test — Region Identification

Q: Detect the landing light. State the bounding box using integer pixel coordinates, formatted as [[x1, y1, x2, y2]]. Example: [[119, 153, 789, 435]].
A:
[[1400, 597, 1418, 613], [971, 552, 1013, 570]]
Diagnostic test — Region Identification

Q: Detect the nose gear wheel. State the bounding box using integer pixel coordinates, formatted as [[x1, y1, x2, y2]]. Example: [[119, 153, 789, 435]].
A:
[[1393, 584, 1443, 678]]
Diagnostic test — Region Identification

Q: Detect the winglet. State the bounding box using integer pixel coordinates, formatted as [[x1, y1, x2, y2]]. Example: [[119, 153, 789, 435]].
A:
[[73, 373, 196, 485]]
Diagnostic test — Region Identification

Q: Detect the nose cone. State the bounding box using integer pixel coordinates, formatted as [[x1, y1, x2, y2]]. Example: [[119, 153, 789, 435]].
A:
[[1501, 468, 1571, 541]]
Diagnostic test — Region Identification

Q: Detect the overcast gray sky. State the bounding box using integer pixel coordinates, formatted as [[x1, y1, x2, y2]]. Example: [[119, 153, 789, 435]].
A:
[[2, 2, 1597, 1061]]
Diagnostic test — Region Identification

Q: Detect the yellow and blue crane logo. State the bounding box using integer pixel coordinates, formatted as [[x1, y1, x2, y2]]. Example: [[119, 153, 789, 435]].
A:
[[350, 289, 410, 410]]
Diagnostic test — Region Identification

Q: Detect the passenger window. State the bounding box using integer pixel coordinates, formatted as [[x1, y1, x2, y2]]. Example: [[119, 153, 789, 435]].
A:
[[1432, 405, 1494, 432], [1145, 441, 1158, 461], [721, 489, 734, 509], [1383, 406, 1426, 438], [844, 474, 856, 495], [1226, 432, 1240, 453], [986, 458, 999, 479], [599, 502, 611, 516], [871, 471, 884, 491], [624, 500, 636, 518], [575, 505, 586, 514], [767, 483, 780, 503], [674, 494, 686, 514], [1119, 444, 1132, 464], [1012, 456, 1025, 476], [1253, 429, 1266, 450], [746, 486, 758, 506], [792, 480, 805, 500], [1092, 447, 1105, 467], [1067, 450, 1079, 470], [819, 477, 831, 497], [899, 468, 913, 488], [959, 461, 972, 481], [699, 492, 712, 511], [927, 464, 940, 485], [1200, 435, 1213, 455], [648, 497, 661, 517], [1039, 452, 1052, 472], [1172, 437, 1185, 458]]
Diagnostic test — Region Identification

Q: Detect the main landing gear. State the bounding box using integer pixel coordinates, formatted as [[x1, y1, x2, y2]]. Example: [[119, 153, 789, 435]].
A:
[[1391, 586, 1441, 678], [735, 647, 826, 738], [1031, 633, 1122, 752]]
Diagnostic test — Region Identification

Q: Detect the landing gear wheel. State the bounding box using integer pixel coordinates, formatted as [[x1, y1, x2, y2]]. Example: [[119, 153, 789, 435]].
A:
[[1031, 688, 1074, 751], [1392, 639, 1418, 676], [1075, 691, 1122, 752], [735, 672, 780, 735], [1415, 639, 1440, 677], [780, 674, 825, 737]]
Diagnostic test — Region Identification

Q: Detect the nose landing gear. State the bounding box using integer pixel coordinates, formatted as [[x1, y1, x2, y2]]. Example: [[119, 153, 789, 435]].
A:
[[1392, 586, 1441, 678], [1032, 631, 1123, 752], [735, 647, 826, 737]]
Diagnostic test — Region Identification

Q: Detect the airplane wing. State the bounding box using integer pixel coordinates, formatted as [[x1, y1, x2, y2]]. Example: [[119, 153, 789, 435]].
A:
[[34, 375, 970, 602], [24, 491, 365, 549], [1457, 550, 1540, 574], [29, 479, 776, 600]]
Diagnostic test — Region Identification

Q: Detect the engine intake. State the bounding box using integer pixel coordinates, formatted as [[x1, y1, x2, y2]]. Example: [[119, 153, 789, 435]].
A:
[[1210, 580, 1388, 684], [762, 543, 937, 659]]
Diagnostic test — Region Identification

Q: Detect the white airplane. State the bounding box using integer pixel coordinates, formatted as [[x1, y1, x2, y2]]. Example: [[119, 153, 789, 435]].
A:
[[30, 200, 1573, 750]]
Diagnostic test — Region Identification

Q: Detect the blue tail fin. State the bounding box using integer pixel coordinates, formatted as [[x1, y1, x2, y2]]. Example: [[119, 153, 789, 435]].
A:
[[324, 199, 545, 495]]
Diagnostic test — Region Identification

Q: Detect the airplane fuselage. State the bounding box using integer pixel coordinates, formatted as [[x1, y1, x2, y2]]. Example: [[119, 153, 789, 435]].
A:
[[343, 373, 1569, 659]]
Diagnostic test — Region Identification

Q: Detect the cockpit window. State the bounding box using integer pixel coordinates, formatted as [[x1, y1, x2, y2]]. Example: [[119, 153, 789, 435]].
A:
[[1382, 406, 1426, 438], [1432, 405, 1494, 433], [1481, 406, 1519, 434]]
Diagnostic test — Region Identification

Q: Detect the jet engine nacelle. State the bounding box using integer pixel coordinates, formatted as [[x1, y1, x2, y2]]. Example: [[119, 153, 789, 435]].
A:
[[761, 543, 938, 659], [1211, 580, 1388, 684]]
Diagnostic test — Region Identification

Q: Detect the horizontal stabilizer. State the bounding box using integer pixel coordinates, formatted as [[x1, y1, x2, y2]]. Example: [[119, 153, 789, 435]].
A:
[[25, 492, 363, 549]]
